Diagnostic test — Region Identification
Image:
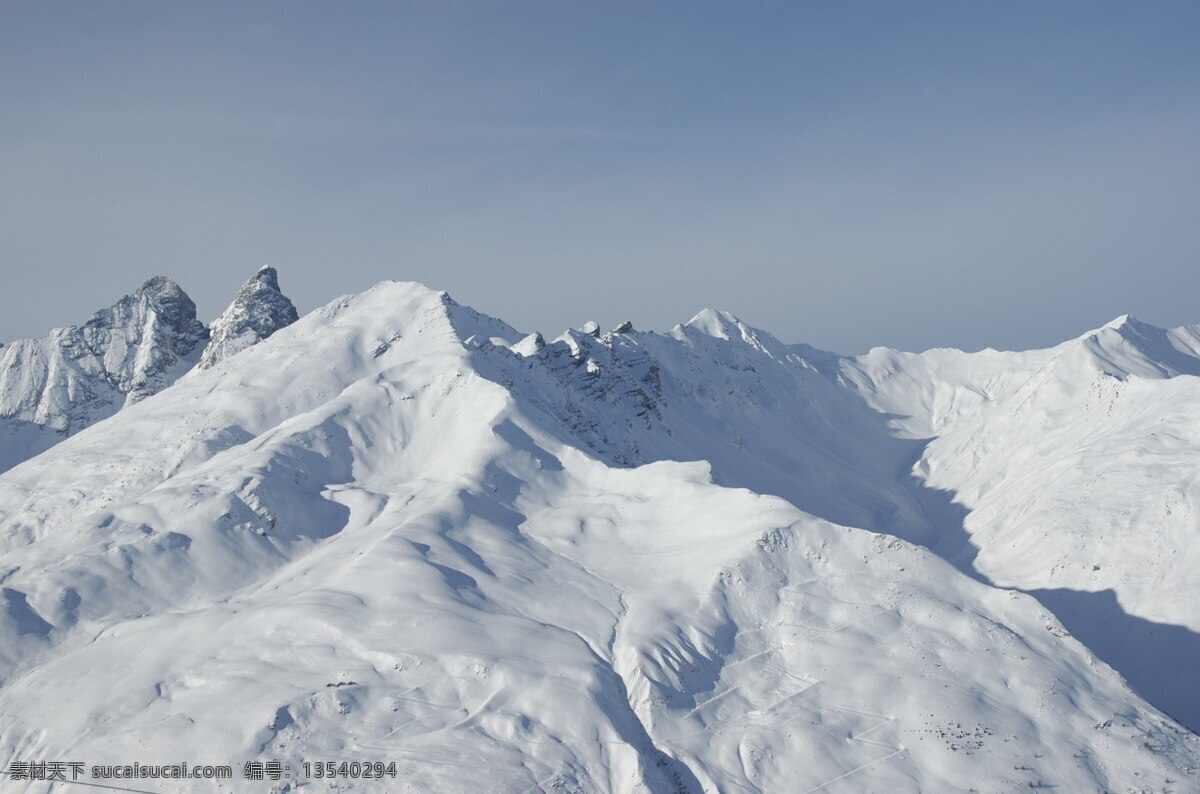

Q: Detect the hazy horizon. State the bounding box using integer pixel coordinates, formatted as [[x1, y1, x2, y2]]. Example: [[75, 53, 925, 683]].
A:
[[2, 2, 1197, 354]]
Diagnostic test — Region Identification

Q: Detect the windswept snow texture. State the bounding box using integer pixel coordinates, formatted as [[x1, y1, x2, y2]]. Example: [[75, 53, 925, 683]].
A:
[[198, 265, 300, 369], [0, 282, 1198, 792]]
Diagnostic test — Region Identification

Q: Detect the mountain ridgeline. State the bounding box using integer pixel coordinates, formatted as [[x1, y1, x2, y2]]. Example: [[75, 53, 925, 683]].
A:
[[0, 276, 1198, 792]]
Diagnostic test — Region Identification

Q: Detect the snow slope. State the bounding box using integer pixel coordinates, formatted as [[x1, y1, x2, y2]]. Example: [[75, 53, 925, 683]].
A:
[[840, 314, 1200, 730], [0, 281, 1198, 792]]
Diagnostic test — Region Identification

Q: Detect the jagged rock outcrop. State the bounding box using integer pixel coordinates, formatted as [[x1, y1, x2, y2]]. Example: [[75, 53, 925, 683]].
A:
[[198, 266, 299, 369], [0, 267, 300, 473], [0, 276, 208, 434]]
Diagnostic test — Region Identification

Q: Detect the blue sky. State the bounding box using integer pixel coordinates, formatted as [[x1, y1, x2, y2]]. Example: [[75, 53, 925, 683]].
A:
[[2, 1, 1197, 353]]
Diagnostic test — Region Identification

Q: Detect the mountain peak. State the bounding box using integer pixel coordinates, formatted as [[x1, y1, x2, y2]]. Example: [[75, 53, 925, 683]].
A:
[[0, 276, 208, 463], [1099, 313, 1145, 332], [1078, 313, 1200, 378], [683, 308, 743, 339], [137, 274, 185, 296], [1090, 314, 1172, 341], [197, 267, 299, 369], [127, 276, 204, 343], [253, 264, 282, 290]]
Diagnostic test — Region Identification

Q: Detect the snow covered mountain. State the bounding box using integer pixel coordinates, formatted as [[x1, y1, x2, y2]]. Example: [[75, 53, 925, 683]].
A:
[[0, 268, 296, 474], [0, 279, 1197, 792], [0, 276, 207, 472], [839, 314, 1200, 732]]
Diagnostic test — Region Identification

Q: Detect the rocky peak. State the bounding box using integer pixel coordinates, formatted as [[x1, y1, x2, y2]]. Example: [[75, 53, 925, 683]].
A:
[[0, 275, 209, 455], [76, 277, 209, 399], [198, 266, 299, 369]]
